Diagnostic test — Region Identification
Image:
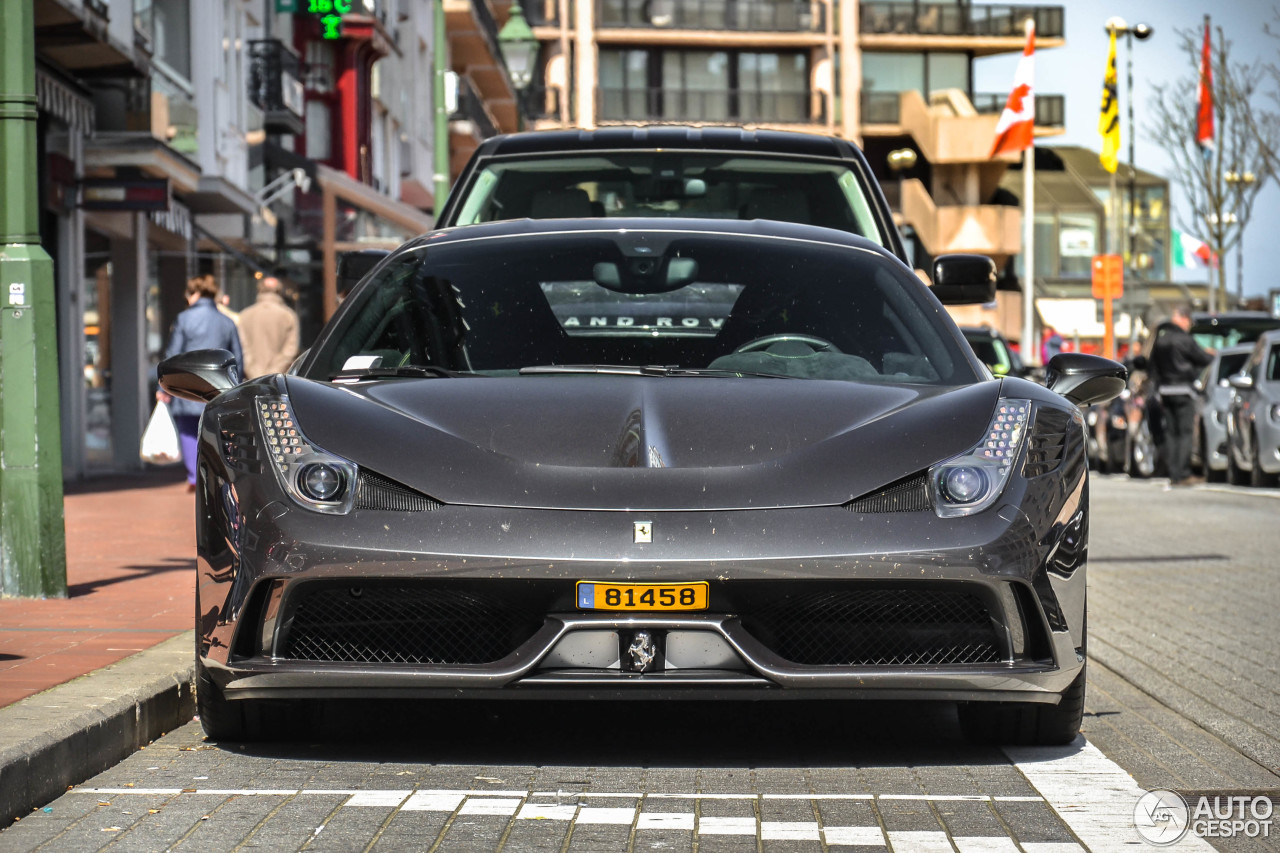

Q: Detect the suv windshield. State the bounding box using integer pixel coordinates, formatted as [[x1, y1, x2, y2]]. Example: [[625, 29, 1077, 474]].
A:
[[306, 228, 975, 386], [449, 152, 888, 247]]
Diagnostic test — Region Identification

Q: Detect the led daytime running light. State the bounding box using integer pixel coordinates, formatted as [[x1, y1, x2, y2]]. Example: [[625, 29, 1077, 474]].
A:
[[255, 396, 357, 513]]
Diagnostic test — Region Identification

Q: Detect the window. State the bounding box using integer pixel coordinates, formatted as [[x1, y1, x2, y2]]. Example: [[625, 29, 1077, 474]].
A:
[[861, 51, 970, 99], [598, 49, 808, 122], [153, 0, 191, 81]]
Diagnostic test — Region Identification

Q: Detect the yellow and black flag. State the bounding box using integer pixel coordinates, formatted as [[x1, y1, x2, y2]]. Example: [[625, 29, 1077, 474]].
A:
[[1099, 27, 1120, 173]]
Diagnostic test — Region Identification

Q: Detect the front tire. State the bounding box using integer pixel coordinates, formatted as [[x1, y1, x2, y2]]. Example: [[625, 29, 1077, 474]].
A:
[[1204, 434, 1227, 483], [196, 658, 254, 741], [1228, 440, 1249, 485], [958, 667, 1086, 746]]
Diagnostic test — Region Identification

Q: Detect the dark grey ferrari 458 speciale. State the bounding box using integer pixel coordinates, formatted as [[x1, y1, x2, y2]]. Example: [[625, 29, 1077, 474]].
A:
[[159, 218, 1126, 745]]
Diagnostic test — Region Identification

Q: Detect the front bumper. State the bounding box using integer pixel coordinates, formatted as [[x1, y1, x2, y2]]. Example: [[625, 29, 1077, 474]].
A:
[[197, 468, 1089, 706]]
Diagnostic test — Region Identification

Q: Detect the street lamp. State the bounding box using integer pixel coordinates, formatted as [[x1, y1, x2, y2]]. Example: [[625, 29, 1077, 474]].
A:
[[498, 4, 538, 130], [1224, 169, 1255, 306], [1104, 17, 1152, 346]]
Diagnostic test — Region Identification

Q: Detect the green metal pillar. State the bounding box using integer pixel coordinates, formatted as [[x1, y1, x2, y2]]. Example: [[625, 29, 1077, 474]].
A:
[[0, 0, 68, 598], [433, 0, 451, 215]]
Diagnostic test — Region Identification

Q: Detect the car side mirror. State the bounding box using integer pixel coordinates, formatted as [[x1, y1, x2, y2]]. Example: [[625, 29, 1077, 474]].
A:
[[1044, 352, 1128, 406], [930, 254, 997, 304], [337, 249, 391, 299], [158, 348, 240, 403], [1228, 373, 1254, 391], [1192, 378, 1204, 394]]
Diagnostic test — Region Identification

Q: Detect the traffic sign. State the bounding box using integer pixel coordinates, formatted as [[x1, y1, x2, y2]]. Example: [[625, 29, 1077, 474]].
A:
[[1091, 254, 1123, 300]]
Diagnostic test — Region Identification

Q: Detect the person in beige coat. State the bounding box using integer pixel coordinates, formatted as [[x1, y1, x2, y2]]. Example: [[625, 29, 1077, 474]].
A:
[[238, 276, 300, 378]]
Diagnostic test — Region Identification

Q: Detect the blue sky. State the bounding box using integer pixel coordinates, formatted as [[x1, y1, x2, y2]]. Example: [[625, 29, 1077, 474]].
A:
[[971, 0, 1279, 299]]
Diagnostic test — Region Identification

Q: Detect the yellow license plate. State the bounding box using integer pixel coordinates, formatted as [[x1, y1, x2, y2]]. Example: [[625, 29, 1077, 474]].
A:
[[576, 581, 708, 611]]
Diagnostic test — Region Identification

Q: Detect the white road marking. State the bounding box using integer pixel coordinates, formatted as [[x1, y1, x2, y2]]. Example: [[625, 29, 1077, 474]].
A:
[[1005, 740, 1216, 852], [952, 837, 1020, 852], [636, 812, 695, 830], [402, 792, 465, 812], [345, 790, 411, 807], [574, 806, 636, 825], [824, 825, 888, 846], [1019, 844, 1087, 853], [697, 816, 758, 835], [887, 830, 956, 852], [457, 797, 522, 816], [761, 820, 822, 840], [517, 803, 578, 820]]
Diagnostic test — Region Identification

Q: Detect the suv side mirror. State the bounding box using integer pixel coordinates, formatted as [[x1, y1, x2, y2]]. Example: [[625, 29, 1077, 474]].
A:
[[1045, 352, 1128, 406], [1228, 373, 1254, 391], [930, 254, 997, 304], [337, 249, 391, 300], [158, 349, 240, 403]]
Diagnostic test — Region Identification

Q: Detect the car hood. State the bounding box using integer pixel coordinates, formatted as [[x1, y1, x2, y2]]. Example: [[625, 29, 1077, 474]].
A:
[[287, 376, 1001, 511]]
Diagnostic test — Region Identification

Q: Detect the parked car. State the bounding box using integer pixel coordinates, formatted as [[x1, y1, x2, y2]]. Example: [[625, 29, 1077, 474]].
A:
[[1084, 390, 1130, 474], [160, 217, 1125, 747], [1225, 329, 1280, 487], [960, 325, 1028, 378], [1190, 345, 1253, 482], [1190, 311, 1280, 350], [434, 126, 910, 261]]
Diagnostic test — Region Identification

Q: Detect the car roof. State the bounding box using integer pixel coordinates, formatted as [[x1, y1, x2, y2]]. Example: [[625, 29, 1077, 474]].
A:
[[468, 126, 865, 162], [413, 216, 901, 257]]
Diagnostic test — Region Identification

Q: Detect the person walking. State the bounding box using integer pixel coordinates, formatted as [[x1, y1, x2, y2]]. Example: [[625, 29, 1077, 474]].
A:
[[1149, 305, 1213, 486], [238, 275, 300, 379], [157, 275, 244, 491]]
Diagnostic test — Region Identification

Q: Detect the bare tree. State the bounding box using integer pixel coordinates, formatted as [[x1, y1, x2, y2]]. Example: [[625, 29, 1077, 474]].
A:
[[1147, 25, 1276, 310]]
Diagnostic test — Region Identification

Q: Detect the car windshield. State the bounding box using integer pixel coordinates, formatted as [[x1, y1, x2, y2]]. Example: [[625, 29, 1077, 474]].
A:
[[1191, 316, 1280, 350], [305, 229, 976, 386], [449, 152, 888, 246]]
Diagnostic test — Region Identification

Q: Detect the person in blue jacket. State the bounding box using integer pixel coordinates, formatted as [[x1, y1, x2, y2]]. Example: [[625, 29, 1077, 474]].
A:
[[157, 274, 243, 490]]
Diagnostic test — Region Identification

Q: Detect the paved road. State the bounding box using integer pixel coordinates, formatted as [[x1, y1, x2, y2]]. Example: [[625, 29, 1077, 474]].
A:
[[2, 477, 1278, 853]]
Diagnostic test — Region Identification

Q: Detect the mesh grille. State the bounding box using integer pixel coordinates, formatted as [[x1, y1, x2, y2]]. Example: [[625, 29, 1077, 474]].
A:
[[1024, 407, 1072, 477], [217, 410, 263, 473], [740, 588, 1002, 666], [355, 470, 442, 512], [281, 585, 542, 664], [845, 472, 930, 513]]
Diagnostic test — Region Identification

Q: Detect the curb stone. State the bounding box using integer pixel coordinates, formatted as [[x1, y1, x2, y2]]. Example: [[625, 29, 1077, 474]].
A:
[[0, 632, 195, 825]]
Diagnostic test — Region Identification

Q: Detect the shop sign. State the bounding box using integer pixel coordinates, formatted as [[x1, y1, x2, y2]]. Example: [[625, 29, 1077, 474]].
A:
[[81, 179, 170, 212]]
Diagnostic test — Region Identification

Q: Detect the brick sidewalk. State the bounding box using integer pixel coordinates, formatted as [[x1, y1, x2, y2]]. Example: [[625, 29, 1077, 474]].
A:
[[0, 470, 194, 708]]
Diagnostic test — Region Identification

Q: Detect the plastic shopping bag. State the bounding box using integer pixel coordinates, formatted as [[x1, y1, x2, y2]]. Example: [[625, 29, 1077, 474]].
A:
[[140, 402, 182, 465]]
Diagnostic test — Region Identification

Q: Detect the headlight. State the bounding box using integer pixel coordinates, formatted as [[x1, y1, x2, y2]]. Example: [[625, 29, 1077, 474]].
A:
[[256, 396, 357, 514], [1271, 404, 1280, 422], [930, 399, 1031, 518]]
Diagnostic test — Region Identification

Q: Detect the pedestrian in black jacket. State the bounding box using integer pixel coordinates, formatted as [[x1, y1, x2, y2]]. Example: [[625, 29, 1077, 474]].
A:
[[1149, 305, 1213, 485]]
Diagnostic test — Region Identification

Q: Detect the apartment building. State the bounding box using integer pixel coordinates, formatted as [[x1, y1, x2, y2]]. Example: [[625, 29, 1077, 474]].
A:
[[517, 0, 1066, 331]]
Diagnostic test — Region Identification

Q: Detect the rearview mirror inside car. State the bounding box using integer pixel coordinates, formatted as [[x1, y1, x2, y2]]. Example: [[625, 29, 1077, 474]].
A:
[[158, 349, 240, 403], [1044, 353, 1128, 406], [930, 254, 997, 304]]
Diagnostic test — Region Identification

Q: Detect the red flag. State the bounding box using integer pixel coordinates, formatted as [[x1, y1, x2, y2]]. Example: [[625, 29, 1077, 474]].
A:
[[990, 22, 1036, 158], [1196, 17, 1215, 152]]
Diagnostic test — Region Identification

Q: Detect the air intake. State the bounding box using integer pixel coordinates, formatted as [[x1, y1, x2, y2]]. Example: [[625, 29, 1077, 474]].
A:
[[845, 472, 930, 513], [355, 470, 442, 512], [1024, 407, 1073, 477]]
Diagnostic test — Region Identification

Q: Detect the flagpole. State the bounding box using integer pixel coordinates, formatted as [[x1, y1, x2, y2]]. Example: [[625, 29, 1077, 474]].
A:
[[1022, 144, 1036, 366]]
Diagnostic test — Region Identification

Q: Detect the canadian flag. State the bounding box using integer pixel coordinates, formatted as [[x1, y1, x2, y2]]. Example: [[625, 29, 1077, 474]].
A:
[[990, 22, 1036, 158]]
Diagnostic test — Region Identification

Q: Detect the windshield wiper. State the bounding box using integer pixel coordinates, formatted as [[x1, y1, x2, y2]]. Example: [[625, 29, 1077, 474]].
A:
[[330, 365, 470, 382], [518, 364, 797, 379]]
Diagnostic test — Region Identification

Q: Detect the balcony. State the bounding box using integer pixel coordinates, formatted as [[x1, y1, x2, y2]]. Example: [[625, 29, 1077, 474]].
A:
[[452, 74, 500, 140], [443, 0, 520, 130], [248, 39, 305, 136], [865, 3, 1064, 54], [972, 92, 1065, 130], [901, 177, 1021, 258], [864, 91, 1065, 131], [597, 0, 823, 32], [597, 87, 816, 124]]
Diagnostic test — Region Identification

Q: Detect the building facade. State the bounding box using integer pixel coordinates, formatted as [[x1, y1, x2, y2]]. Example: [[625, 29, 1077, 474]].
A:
[[32, 0, 449, 479]]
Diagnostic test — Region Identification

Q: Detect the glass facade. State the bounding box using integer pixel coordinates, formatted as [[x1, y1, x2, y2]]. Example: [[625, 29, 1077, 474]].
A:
[[599, 49, 809, 123], [861, 51, 971, 100]]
